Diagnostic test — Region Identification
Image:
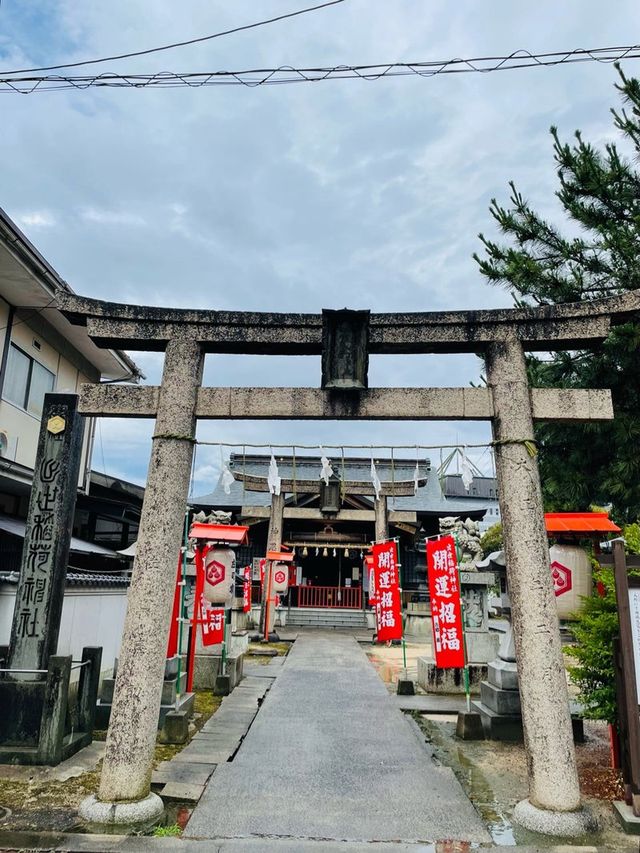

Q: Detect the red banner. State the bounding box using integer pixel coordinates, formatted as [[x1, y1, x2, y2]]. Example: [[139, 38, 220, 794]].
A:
[[243, 566, 252, 613], [199, 595, 225, 647], [193, 549, 225, 647], [166, 555, 183, 659], [371, 540, 402, 642], [426, 536, 465, 668], [365, 555, 376, 606], [259, 557, 266, 588]]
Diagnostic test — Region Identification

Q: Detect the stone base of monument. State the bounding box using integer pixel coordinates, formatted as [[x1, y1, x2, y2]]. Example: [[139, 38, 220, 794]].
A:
[[158, 710, 189, 745], [513, 798, 596, 837], [456, 709, 485, 740], [192, 653, 244, 691], [0, 646, 102, 766], [474, 635, 585, 743], [96, 655, 195, 733], [417, 656, 486, 694], [79, 792, 164, 834], [613, 801, 640, 834], [214, 674, 231, 696]]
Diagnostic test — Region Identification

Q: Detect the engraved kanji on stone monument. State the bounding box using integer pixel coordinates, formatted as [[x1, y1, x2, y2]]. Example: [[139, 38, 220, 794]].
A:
[[8, 393, 84, 679]]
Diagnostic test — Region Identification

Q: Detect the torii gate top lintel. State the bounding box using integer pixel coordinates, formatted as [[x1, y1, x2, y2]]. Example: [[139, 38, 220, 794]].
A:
[[58, 290, 640, 355]]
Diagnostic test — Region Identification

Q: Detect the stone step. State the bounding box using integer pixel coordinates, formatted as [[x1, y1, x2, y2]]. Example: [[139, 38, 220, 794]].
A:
[[285, 608, 367, 628]]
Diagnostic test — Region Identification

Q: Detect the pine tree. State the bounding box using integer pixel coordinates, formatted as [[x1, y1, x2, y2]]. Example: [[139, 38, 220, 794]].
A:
[[474, 67, 640, 521]]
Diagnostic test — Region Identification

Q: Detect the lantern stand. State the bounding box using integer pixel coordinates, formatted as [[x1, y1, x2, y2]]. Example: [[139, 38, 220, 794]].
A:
[[186, 522, 250, 695], [174, 506, 190, 710], [264, 550, 294, 643], [453, 534, 472, 713], [390, 537, 414, 697]]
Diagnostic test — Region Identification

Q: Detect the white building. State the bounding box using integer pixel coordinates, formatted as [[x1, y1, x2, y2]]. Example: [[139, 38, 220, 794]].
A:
[[0, 206, 139, 511], [0, 207, 140, 675]]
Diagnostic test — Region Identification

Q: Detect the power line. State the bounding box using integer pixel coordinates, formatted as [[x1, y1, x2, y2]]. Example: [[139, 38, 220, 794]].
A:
[[0, 0, 345, 75], [2, 44, 638, 94]]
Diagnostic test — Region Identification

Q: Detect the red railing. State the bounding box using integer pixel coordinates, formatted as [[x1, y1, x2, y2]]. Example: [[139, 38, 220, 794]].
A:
[[297, 585, 362, 609]]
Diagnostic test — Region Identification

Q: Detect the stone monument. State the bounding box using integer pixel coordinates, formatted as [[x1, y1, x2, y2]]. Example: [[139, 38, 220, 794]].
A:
[[0, 393, 102, 764]]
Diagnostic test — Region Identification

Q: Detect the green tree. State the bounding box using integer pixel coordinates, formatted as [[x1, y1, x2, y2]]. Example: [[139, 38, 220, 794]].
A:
[[480, 522, 503, 557], [566, 562, 619, 724], [474, 67, 640, 521]]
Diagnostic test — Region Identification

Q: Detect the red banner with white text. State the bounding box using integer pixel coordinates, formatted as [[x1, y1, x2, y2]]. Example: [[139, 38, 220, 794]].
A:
[[243, 566, 252, 613], [372, 540, 402, 642], [426, 536, 465, 668], [199, 596, 225, 647]]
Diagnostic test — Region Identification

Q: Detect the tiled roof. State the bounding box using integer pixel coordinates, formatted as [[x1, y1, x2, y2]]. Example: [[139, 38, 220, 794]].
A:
[[0, 571, 130, 588], [193, 454, 487, 518]]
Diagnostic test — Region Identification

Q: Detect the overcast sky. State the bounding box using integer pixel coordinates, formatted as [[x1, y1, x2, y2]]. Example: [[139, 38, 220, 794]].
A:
[[1, 1, 638, 494]]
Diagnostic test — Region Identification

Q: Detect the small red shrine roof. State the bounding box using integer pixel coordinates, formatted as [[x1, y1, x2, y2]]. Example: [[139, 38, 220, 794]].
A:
[[189, 523, 249, 544], [544, 512, 621, 535], [267, 550, 294, 562]]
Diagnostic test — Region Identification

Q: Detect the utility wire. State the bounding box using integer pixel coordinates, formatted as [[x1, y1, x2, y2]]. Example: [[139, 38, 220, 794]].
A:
[[1, 43, 638, 94], [1, 0, 345, 75]]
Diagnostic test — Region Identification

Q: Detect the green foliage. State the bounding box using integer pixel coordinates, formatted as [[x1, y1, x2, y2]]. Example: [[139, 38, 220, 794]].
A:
[[566, 564, 619, 724], [623, 522, 640, 555], [153, 824, 182, 837], [474, 66, 640, 521], [480, 522, 503, 557]]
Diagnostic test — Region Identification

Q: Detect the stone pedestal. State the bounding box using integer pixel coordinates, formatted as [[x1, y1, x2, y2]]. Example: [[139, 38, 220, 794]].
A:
[[417, 656, 486, 694], [0, 647, 102, 765], [96, 655, 194, 733], [473, 623, 523, 741], [474, 624, 584, 745]]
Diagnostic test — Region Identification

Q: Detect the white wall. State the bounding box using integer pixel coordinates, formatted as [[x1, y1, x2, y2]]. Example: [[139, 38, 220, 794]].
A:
[[0, 315, 95, 489], [0, 586, 128, 679]]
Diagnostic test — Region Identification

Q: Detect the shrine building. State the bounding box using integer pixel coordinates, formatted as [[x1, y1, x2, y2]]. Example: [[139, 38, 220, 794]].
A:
[[193, 453, 486, 628]]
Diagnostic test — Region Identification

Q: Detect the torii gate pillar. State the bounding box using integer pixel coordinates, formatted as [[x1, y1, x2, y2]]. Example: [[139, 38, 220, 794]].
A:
[[486, 338, 594, 835], [81, 337, 204, 827]]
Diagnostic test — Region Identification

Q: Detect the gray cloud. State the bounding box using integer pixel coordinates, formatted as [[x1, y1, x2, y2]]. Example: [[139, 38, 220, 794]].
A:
[[1, 0, 636, 491]]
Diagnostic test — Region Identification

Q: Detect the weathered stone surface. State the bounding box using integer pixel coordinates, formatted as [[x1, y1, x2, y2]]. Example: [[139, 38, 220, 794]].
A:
[[8, 393, 84, 676], [456, 710, 485, 740], [95, 337, 204, 807], [79, 792, 164, 831], [486, 336, 581, 815], [417, 656, 486, 695], [481, 680, 521, 715], [79, 384, 613, 423], [61, 289, 640, 353], [513, 798, 596, 837], [488, 658, 519, 691], [158, 710, 189, 745]]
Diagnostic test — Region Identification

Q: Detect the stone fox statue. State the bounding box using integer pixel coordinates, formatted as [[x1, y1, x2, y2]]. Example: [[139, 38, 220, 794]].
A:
[[438, 516, 483, 567]]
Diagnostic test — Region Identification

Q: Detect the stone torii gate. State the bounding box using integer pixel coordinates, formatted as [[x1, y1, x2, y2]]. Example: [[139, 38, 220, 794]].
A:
[[60, 293, 638, 834]]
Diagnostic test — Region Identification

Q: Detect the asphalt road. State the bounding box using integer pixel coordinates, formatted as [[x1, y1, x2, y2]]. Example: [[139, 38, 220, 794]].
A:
[[185, 632, 490, 845]]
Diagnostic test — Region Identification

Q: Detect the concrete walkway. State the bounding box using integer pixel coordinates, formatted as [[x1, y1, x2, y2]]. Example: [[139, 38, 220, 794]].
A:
[[186, 632, 490, 845]]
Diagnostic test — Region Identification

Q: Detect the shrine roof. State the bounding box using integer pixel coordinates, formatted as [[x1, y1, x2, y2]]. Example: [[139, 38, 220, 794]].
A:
[[545, 512, 621, 534], [193, 453, 487, 518]]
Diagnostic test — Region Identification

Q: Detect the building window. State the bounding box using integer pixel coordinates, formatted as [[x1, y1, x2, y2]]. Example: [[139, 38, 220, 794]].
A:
[[4, 344, 55, 416]]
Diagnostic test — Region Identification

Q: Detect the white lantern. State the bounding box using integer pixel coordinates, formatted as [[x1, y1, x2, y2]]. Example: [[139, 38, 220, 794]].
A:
[[271, 562, 289, 594], [203, 546, 235, 606], [549, 544, 592, 619]]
